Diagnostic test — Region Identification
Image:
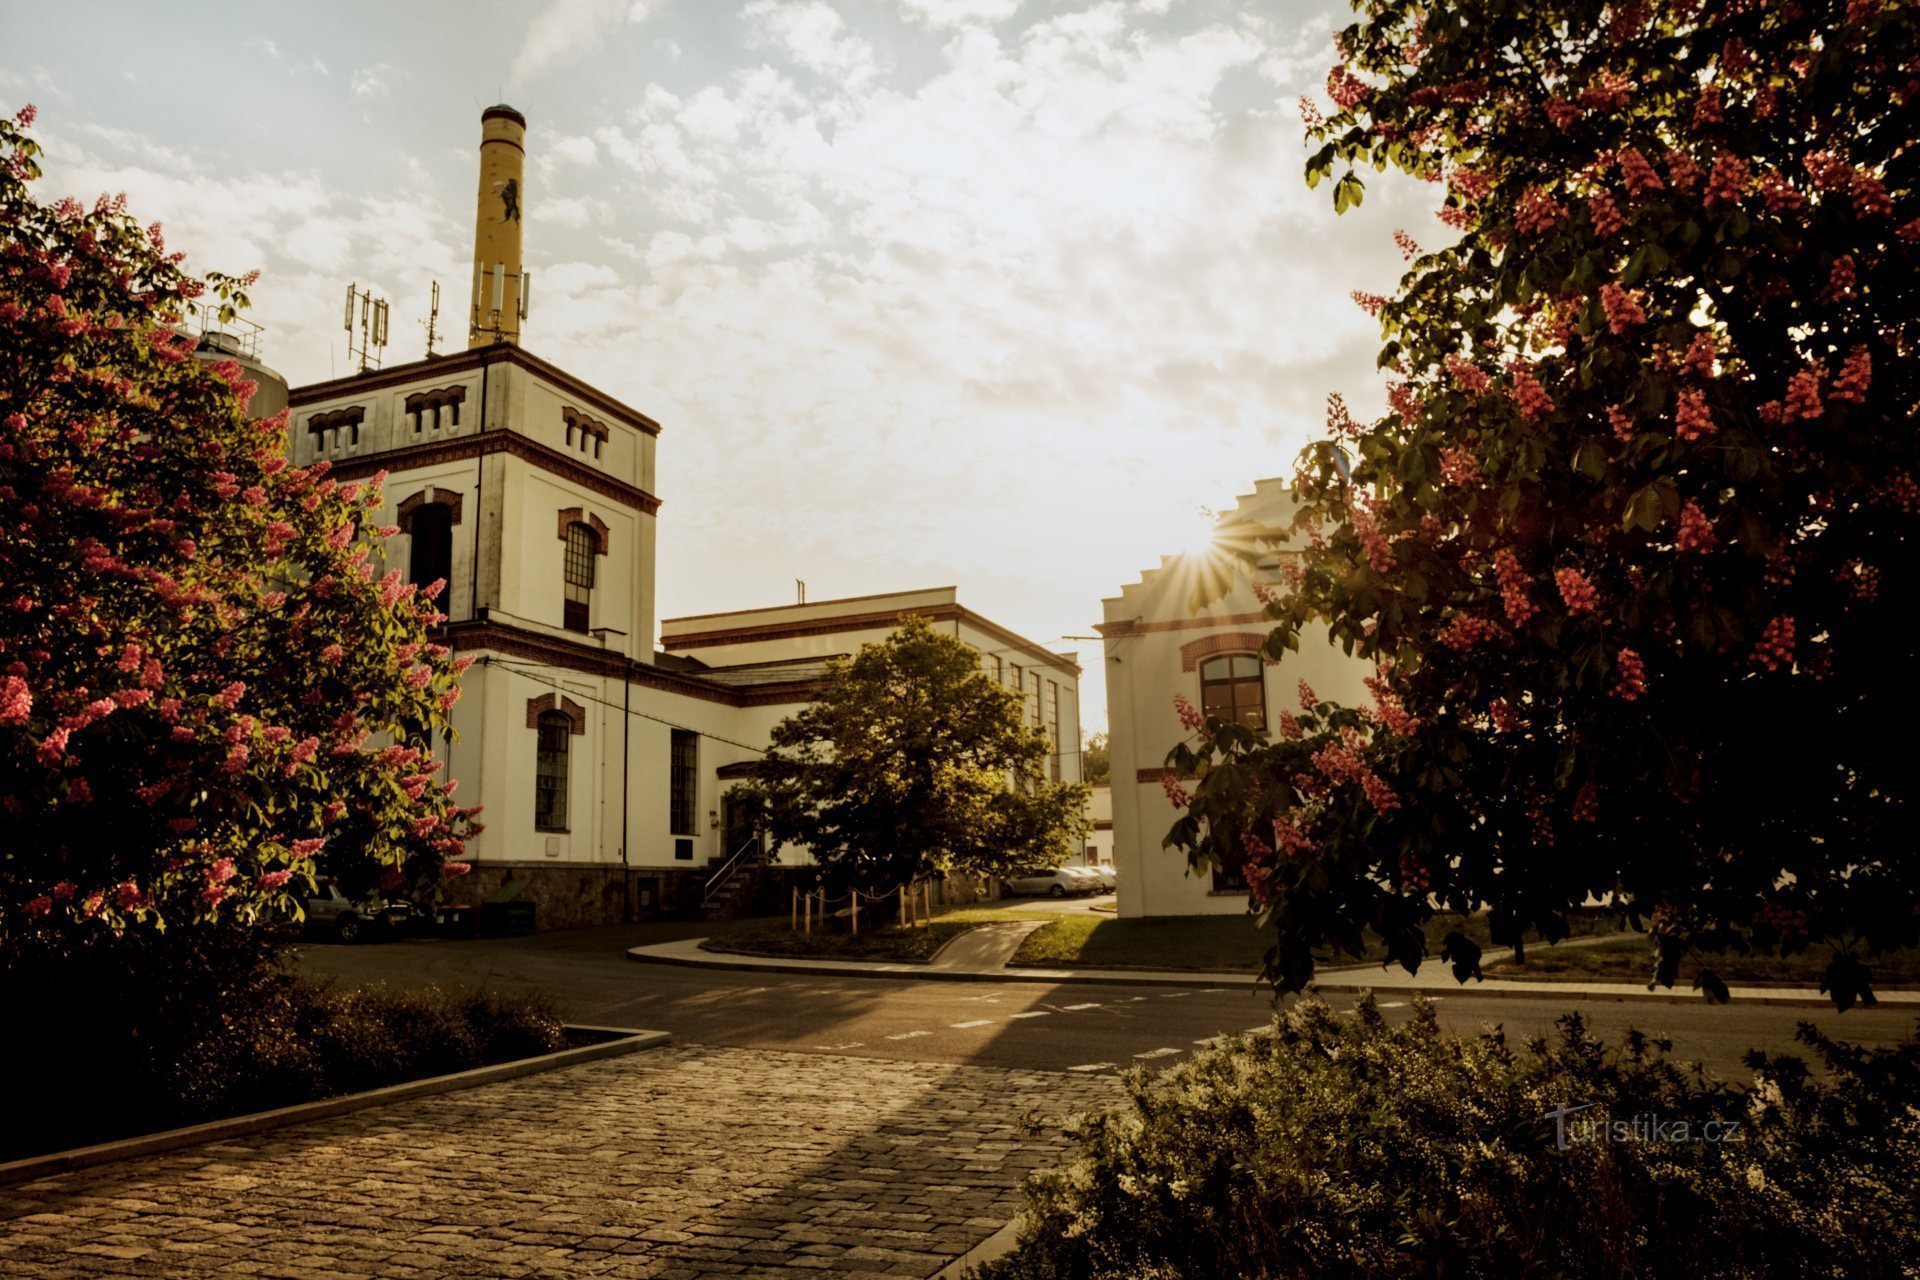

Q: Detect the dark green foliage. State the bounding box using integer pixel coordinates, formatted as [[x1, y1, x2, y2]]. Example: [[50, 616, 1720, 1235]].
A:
[[983, 999, 1920, 1280], [745, 616, 1087, 895], [1, 934, 565, 1161]]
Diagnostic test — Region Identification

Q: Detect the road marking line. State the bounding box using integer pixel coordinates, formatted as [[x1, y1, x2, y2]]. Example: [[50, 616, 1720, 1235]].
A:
[[1377, 1001, 1407, 1009], [1133, 1047, 1182, 1060], [1062, 1002, 1102, 1011], [885, 1030, 932, 1040], [1159, 991, 1192, 998], [950, 1019, 993, 1029], [814, 1042, 865, 1050], [1193, 1036, 1226, 1047], [1244, 1025, 1275, 1035], [1067, 1063, 1115, 1072], [1007, 1011, 1049, 1020]]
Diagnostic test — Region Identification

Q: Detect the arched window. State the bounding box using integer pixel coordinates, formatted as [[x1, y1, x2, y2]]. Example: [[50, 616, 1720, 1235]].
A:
[[408, 502, 453, 593], [1199, 654, 1266, 730], [562, 521, 596, 632], [534, 711, 571, 831]]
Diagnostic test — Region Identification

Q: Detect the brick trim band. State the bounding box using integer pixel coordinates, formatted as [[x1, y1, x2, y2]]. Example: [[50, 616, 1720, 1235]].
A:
[[1178, 632, 1277, 672], [525, 692, 587, 734], [395, 487, 465, 531], [556, 507, 610, 554]]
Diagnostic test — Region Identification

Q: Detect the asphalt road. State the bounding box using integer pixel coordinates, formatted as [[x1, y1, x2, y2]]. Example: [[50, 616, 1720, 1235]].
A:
[[294, 924, 1919, 1080]]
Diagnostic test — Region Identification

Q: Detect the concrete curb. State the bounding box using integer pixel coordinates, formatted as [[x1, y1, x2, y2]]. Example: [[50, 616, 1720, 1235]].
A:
[[0, 1024, 671, 1187], [629, 940, 1920, 1010], [933, 1215, 1026, 1279]]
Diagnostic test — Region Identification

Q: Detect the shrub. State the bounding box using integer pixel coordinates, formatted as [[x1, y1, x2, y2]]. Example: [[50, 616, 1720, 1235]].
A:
[[0, 966, 566, 1161], [982, 998, 1920, 1280]]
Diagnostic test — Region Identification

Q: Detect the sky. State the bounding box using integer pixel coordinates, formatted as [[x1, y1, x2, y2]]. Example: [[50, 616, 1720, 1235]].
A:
[[2, 0, 1438, 736]]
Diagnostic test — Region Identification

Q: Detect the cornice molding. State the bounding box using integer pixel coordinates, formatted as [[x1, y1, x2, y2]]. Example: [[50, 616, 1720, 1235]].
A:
[[326, 431, 662, 515]]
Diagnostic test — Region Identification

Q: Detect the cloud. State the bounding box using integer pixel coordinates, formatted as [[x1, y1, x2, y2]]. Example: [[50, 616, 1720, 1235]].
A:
[[349, 64, 393, 99], [508, 0, 660, 89], [742, 1, 881, 90], [898, 0, 1022, 27]]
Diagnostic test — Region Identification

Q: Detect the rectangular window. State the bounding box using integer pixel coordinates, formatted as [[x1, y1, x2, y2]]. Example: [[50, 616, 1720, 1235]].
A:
[[989, 654, 1003, 684], [534, 713, 570, 831], [669, 729, 698, 835]]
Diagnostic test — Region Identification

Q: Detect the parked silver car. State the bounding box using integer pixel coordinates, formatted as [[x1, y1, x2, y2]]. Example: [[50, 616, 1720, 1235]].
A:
[[1003, 867, 1093, 898], [1082, 864, 1118, 892], [302, 879, 412, 943]]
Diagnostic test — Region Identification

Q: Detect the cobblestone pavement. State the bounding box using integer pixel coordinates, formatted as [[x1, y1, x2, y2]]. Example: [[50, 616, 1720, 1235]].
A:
[[0, 1044, 1123, 1279]]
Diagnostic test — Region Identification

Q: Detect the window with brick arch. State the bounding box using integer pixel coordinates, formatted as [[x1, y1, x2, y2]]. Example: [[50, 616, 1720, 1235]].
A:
[[562, 522, 596, 633], [1199, 653, 1266, 731], [534, 711, 571, 831]]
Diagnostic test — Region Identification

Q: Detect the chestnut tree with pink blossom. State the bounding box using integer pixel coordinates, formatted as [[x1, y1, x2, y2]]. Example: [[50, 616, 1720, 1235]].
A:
[[0, 107, 479, 970], [1168, 0, 1918, 1008]]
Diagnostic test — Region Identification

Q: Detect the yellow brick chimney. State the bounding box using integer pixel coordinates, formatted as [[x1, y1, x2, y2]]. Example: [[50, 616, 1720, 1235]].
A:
[[469, 104, 527, 348]]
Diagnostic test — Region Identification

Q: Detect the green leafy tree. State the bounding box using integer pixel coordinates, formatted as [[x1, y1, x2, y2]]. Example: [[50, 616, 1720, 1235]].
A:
[[1167, 0, 1917, 1007], [747, 616, 1087, 897], [0, 106, 480, 961], [1083, 731, 1111, 784]]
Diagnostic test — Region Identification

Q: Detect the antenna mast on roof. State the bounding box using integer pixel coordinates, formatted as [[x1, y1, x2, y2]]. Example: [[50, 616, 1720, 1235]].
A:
[[343, 281, 389, 374], [422, 280, 442, 358], [796, 580, 806, 604]]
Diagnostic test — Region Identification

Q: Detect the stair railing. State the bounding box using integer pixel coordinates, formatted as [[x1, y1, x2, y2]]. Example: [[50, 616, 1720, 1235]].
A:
[[703, 832, 762, 906]]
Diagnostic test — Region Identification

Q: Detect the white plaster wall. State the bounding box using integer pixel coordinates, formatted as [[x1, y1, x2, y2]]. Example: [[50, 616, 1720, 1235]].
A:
[[1104, 484, 1371, 918]]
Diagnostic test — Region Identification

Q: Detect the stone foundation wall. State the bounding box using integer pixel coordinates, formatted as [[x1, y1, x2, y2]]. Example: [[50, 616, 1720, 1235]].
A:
[[453, 861, 807, 928]]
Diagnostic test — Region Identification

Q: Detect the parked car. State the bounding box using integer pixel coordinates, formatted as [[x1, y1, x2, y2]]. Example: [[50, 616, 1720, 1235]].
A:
[[1003, 867, 1094, 898], [1061, 866, 1107, 893], [1082, 864, 1118, 892], [302, 879, 413, 943]]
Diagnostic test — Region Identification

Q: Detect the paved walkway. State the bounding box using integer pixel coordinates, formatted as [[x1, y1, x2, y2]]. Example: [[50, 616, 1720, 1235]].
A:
[[628, 938, 1920, 1008], [0, 1044, 1122, 1279], [926, 922, 1046, 970]]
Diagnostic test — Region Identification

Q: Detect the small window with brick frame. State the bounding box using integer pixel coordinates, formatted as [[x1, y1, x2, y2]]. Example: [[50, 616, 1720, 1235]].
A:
[[534, 711, 571, 831], [562, 521, 596, 633]]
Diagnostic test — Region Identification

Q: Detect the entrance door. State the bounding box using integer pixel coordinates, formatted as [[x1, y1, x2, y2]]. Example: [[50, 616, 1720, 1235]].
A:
[[721, 792, 759, 862]]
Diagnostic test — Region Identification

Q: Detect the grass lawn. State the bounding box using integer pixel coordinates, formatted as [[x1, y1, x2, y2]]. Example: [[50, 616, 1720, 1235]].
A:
[[1485, 932, 1920, 988], [1010, 910, 1625, 973]]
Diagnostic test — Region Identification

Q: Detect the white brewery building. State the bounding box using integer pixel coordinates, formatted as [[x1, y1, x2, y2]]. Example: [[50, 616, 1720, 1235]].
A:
[[264, 107, 1081, 924]]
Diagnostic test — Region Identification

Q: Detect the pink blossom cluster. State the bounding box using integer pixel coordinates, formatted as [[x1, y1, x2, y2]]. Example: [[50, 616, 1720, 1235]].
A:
[[1398, 851, 1431, 893], [1438, 446, 1479, 487], [1296, 680, 1319, 711], [1544, 99, 1583, 131], [1599, 284, 1646, 333], [1160, 774, 1191, 809], [1588, 192, 1625, 237], [1506, 363, 1555, 420], [1752, 616, 1795, 672], [1675, 388, 1715, 440], [1612, 648, 1647, 701], [1271, 817, 1313, 857], [1758, 169, 1804, 213], [1327, 65, 1371, 110], [1514, 186, 1562, 234], [1619, 148, 1664, 198], [1445, 354, 1491, 395], [1580, 70, 1635, 111], [1676, 500, 1716, 553], [1692, 85, 1723, 129], [1830, 348, 1871, 403], [1608, 406, 1636, 442], [1439, 613, 1500, 650], [1489, 698, 1519, 733], [1278, 712, 1303, 740], [1823, 255, 1857, 302], [1704, 152, 1749, 207], [1554, 567, 1599, 615], [1352, 508, 1395, 573], [1350, 290, 1387, 316], [1173, 694, 1204, 732], [1680, 331, 1718, 377], [1572, 782, 1599, 824], [1299, 96, 1325, 131], [1783, 365, 1823, 420], [0, 674, 29, 726], [1495, 549, 1537, 625], [1393, 229, 1421, 261]]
